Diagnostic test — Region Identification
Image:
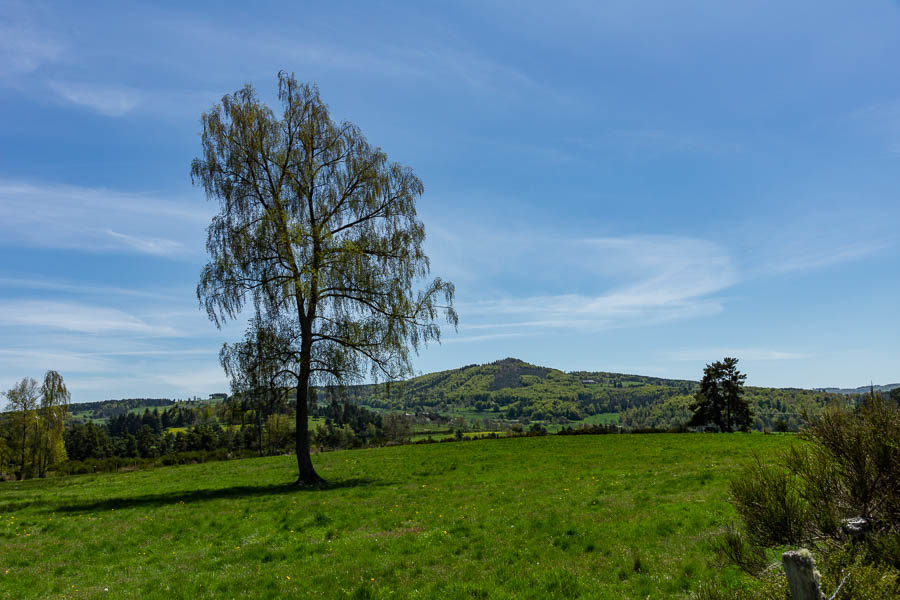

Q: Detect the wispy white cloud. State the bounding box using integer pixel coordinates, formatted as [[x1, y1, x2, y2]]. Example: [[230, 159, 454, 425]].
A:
[[0, 28, 63, 77], [762, 239, 892, 275], [87, 349, 218, 357], [47, 80, 141, 116], [106, 230, 185, 257], [0, 180, 209, 257], [0, 301, 178, 336], [0, 180, 208, 223], [663, 348, 813, 362], [0, 347, 216, 374], [442, 332, 527, 344], [159, 15, 567, 108], [0, 2, 66, 79], [740, 201, 895, 279], [0, 316, 234, 401], [0, 277, 180, 301], [475, 0, 894, 73], [449, 235, 737, 335], [0, 348, 112, 374], [0, 319, 237, 400], [458, 295, 724, 334]]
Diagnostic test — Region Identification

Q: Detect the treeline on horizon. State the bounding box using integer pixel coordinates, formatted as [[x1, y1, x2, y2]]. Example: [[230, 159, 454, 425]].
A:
[[1, 392, 456, 479], [3, 358, 892, 481]]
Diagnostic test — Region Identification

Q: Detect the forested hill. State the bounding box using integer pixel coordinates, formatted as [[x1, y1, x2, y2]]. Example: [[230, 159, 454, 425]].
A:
[[316, 357, 849, 431]]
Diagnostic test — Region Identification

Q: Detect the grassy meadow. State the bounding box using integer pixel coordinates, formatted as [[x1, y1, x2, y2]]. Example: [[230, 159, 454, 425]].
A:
[[0, 433, 794, 599]]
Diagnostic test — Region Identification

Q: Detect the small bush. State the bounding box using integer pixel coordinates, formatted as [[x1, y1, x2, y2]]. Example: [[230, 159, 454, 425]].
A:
[[729, 458, 811, 548]]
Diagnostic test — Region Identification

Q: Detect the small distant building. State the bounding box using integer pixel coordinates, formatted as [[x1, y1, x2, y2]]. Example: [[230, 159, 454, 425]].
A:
[[581, 379, 597, 385], [209, 393, 228, 401]]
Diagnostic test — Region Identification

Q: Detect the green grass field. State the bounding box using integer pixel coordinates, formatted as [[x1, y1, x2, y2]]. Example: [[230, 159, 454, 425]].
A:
[[0, 433, 794, 599]]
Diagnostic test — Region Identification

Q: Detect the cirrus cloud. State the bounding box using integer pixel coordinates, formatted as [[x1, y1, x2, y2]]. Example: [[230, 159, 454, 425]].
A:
[[47, 80, 141, 116], [451, 235, 738, 335], [0, 300, 178, 336]]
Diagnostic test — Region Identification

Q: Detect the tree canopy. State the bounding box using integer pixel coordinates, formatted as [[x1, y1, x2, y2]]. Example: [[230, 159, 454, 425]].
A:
[[192, 72, 456, 484], [688, 357, 751, 432]]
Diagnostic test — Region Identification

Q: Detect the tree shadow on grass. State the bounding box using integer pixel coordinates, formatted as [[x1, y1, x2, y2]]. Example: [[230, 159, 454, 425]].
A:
[[48, 477, 383, 514]]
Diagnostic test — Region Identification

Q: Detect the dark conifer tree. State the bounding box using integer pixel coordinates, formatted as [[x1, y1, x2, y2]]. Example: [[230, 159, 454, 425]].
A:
[[689, 357, 751, 432]]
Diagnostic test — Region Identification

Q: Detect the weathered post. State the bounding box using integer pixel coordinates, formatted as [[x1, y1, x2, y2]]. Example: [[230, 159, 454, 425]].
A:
[[782, 549, 824, 600]]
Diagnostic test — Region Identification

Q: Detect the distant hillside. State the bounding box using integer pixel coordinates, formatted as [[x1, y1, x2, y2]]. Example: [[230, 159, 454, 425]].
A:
[[322, 358, 590, 420], [317, 357, 849, 431], [815, 383, 900, 395]]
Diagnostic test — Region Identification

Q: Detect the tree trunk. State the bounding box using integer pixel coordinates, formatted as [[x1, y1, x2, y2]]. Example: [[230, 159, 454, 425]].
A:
[[295, 368, 324, 486], [31, 420, 39, 479], [294, 272, 324, 485], [257, 394, 264, 457], [20, 416, 27, 480], [39, 411, 50, 477]]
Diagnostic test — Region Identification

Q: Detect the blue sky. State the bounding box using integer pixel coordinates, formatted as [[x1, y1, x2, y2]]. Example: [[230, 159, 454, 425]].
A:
[[1, 0, 898, 402]]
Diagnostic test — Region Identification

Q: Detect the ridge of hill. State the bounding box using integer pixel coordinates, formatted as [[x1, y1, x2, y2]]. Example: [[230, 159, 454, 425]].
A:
[[317, 357, 849, 432]]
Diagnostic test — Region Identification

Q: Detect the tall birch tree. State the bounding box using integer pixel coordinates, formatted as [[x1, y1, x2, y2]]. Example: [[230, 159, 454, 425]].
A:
[[3, 377, 38, 480], [193, 72, 456, 485], [38, 370, 69, 477]]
